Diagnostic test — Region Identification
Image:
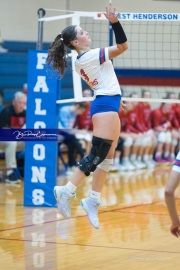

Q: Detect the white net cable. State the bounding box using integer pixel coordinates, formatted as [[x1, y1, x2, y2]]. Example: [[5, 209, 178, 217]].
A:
[[40, 10, 180, 104]]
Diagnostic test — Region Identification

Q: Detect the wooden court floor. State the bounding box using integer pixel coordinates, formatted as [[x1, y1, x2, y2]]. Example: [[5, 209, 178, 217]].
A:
[[0, 165, 180, 270]]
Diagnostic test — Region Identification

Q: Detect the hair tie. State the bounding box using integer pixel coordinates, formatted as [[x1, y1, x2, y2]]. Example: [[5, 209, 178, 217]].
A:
[[59, 33, 63, 42]]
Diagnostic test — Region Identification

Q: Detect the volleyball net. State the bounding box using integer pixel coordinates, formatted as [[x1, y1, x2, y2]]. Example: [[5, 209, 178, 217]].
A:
[[39, 9, 180, 104]]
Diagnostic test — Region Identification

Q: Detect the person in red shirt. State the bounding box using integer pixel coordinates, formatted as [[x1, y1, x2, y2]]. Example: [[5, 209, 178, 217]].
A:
[[74, 89, 93, 154], [136, 89, 157, 168], [118, 93, 149, 170], [174, 103, 180, 155], [74, 89, 93, 131], [165, 92, 180, 157], [125, 91, 157, 169], [126, 99, 147, 169], [175, 104, 180, 126], [117, 108, 136, 171], [151, 102, 178, 163]]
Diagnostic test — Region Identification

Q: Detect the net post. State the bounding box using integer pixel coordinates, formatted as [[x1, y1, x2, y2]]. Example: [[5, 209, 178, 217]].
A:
[[71, 12, 83, 100], [37, 8, 46, 50]]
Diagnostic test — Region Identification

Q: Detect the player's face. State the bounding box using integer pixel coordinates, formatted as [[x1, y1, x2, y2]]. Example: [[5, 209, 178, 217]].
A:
[[75, 27, 91, 46]]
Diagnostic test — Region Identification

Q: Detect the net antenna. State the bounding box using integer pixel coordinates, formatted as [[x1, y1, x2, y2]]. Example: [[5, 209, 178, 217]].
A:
[[39, 9, 180, 105], [37, 8, 46, 50]]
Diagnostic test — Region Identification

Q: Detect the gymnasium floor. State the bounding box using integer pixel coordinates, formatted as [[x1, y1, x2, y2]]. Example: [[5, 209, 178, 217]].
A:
[[0, 164, 180, 270]]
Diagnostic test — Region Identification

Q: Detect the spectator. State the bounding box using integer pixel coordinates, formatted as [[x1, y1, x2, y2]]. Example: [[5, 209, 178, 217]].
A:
[[74, 89, 93, 131], [0, 91, 26, 183], [23, 83, 28, 95], [124, 92, 152, 169], [74, 89, 93, 154], [151, 102, 178, 163], [118, 107, 136, 171], [136, 89, 157, 168], [165, 92, 180, 157], [82, 88, 93, 98], [58, 102, 88, 174]]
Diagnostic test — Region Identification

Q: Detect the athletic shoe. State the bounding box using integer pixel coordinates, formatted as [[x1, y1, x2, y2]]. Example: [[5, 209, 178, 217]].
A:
[[5, 172, 21, 184], [80, 197, 100, 229], [110, 165, 119, 172], [118, 164, 128, 171], [54, 186, 76, 218], [144, 159, 156, 169], [149, 159, 157, 166], [121, 161, 136, 171], [155, 157, 167, 164], [164, 157, 175, 163], [133, 161, 147, 169]]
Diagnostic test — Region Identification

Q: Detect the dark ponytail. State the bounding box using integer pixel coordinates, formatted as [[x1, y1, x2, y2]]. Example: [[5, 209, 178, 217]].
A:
[[47, 25, 77, 78]]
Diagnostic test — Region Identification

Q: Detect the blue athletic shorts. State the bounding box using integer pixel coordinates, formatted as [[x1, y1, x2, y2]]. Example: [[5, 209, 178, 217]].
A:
[[90, 95, 121, 117]]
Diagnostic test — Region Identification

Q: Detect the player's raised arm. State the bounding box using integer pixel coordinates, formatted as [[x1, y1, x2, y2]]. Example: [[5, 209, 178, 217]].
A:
[[103, 3, 128, 59]]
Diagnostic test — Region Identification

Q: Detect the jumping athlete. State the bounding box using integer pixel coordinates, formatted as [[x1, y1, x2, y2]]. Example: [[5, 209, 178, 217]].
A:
[[47, 4, 128, 229]]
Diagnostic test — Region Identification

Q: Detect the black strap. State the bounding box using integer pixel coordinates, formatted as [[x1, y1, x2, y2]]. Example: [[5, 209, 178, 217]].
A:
[[112, 21, 127, 44]]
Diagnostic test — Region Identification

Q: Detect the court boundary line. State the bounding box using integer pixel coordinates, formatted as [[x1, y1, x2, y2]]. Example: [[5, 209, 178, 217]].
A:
[[0, 199, 177, 233], [0, 237, 180, 254]]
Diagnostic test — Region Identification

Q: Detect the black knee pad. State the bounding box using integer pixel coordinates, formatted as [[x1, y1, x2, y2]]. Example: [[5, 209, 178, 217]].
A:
[[78, 136, 113, 176]]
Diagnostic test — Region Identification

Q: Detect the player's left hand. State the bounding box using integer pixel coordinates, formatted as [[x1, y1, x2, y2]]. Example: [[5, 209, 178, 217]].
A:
[[170, 224, 180, 237], [120, 101, 126, 111]]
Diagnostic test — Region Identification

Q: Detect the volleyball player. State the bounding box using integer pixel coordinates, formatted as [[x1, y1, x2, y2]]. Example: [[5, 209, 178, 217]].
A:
[[165, 151, 180, 237], [47, 3, 128, 229]]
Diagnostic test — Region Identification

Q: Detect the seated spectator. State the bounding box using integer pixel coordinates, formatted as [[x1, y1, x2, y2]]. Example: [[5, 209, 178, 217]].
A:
[[136, 89, 157, 168], [124, 92, 155, 169], [23, 83, 28, 95], [74, 89, 93, 154], [110, 99, 132, 172], [58, 102, 88, 174], [74, 88, 93, 131], [174, 100, 180, 154], [0, 91, 26, 183], [110, 137, 125, 171], [116, 108, 135, 171], [152, 102, 179, 163], [82, 88, 93, 98], [165, 92, 180, 156], [118, 98, 146, 170]]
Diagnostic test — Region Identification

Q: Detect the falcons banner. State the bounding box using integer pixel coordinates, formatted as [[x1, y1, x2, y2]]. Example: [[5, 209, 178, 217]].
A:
[[24, 50, 59, 207]]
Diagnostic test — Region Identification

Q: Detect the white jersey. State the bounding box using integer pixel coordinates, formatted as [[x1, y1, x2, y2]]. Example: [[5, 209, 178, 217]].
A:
[[75, 47, 122, 97]]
